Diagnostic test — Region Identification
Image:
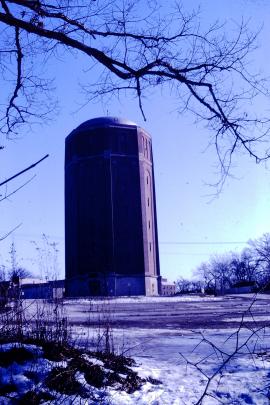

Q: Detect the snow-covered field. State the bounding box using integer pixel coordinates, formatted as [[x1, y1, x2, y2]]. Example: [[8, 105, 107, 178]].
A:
[[1, 294, 270, 404], [70, 325, 270, 404], [70, 294, 270, 404]]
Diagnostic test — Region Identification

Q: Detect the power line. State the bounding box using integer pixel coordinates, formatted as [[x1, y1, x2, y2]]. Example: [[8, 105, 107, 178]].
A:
[[0, 234, 248, 246], [160, 241, 248, 245], [161, 252, 213, 256]]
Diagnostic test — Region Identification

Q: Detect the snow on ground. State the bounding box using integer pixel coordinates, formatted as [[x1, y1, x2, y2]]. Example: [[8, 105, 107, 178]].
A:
[[1, 328, 269, 404], [1, 295, 270, 404], [223, 316, 270, 322], [63, 295, 224, 305], [71, 326, 270, 404], [0, 343, 61, 401]]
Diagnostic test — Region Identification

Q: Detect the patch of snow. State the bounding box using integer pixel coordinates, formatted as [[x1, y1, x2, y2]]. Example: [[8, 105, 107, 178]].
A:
[[83, 355, 104, 366], [64, 295, 224, 305], [0, 342, 43, 355], [223, 316, 270, 322]]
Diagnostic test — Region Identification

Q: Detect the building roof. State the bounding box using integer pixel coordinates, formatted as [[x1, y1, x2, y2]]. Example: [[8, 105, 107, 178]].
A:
[[66, 117, 139, 142], [161, 278, 175, 286], [74, 117, 137, 131], [20, 278, 46, 285]]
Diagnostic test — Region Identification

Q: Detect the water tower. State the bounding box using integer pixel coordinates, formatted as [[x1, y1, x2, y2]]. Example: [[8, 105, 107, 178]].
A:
[[65, 117, 161, 296]]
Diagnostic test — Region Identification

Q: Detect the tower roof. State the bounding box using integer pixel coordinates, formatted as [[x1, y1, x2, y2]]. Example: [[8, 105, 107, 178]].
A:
[[74, 117, 137, 132]]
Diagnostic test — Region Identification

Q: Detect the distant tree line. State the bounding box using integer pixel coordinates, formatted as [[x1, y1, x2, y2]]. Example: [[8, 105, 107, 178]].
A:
[[176, 233, 270, 295]]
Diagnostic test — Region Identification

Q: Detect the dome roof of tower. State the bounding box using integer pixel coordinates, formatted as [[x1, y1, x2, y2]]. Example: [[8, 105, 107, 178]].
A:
[[74, 117, 137, 132]]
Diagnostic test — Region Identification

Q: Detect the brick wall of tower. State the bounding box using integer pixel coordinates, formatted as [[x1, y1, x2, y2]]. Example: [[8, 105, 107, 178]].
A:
[[65, 118, 160, 297]]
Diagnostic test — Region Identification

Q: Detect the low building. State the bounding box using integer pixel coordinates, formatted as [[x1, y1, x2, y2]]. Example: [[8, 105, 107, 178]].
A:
[[21, 279, 65, 299], [161, 278, 176, 296]]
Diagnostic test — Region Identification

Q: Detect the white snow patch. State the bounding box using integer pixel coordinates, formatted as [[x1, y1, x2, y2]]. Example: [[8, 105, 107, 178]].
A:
[[63, 295, 224, 305]]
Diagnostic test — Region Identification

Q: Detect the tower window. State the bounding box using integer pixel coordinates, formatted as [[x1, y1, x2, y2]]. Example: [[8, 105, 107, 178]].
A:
[[149, 242, 152, 251], [148, 220, 150, 229], [147, 197, 150, 206]]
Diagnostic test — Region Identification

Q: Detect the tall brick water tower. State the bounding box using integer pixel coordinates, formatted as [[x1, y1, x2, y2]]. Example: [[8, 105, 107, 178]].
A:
[[65, 117, 161, 296]]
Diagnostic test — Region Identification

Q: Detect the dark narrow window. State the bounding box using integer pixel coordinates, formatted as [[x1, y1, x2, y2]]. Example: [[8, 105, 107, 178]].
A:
[[147, 197, 150, 207], [149, 242, 152, 251], [148, 220, 150, 229]]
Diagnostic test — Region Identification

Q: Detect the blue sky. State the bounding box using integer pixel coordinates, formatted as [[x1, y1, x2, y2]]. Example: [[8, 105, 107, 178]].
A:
[[1, 0, 270, 281]]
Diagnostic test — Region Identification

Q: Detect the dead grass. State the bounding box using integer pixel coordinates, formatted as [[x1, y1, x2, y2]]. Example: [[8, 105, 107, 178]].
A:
[[0, 346, 36, 367], [46, 366, 88, 397], [0, 298, 162, 402], [17, 390, 55, 404]]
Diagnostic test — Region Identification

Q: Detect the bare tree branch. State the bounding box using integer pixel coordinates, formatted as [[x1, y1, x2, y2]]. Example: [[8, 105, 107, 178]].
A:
[[180, 292, 268, 404], [0, 222, 22, 241], [0, 174, 36, 202], [0, 1, 269, 183], [0, 154, 48, 242], [0, 153, 48, 187]]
